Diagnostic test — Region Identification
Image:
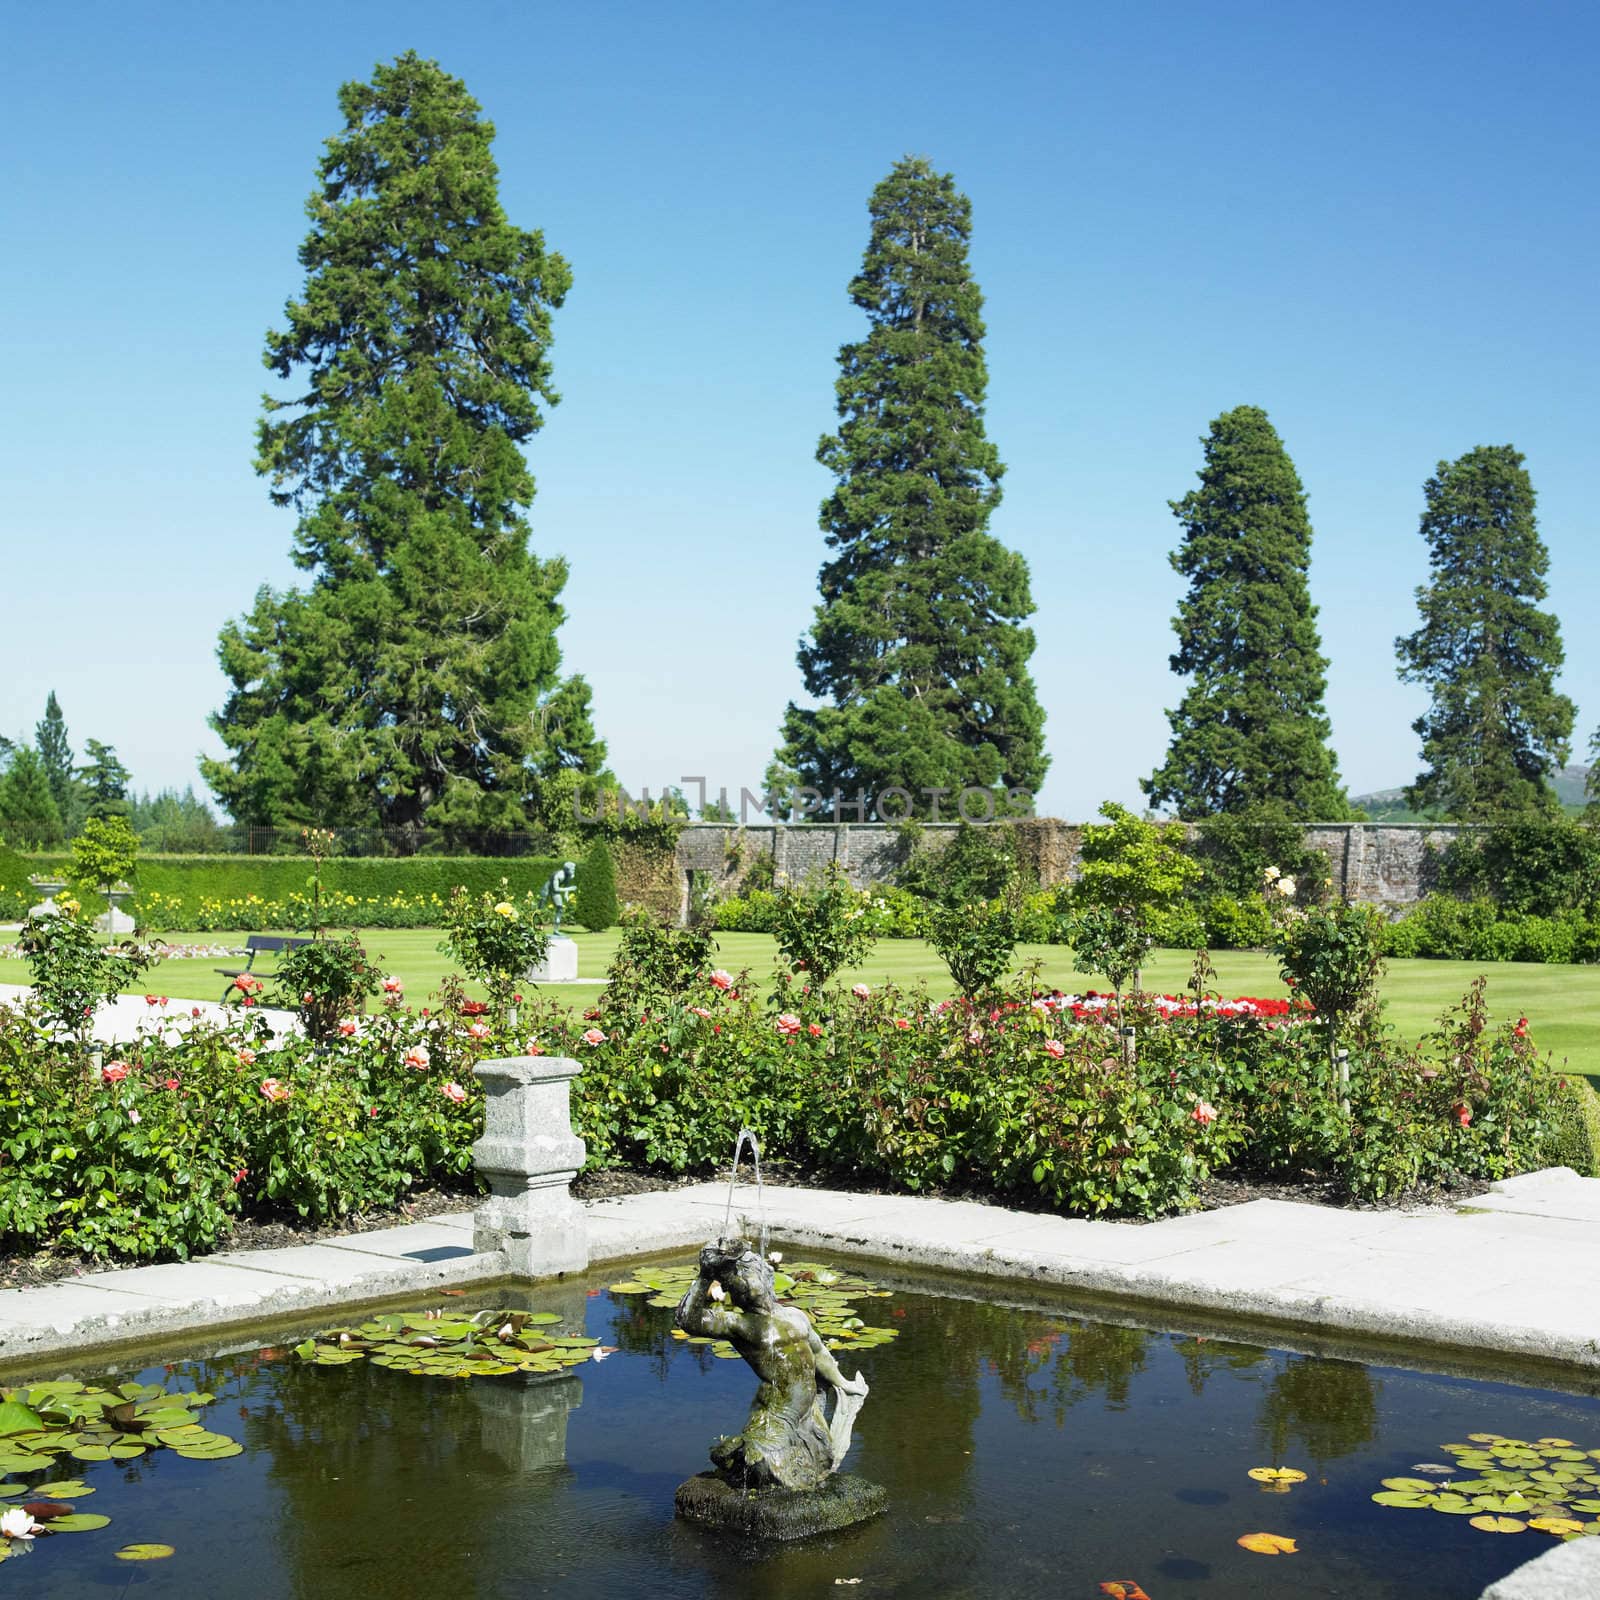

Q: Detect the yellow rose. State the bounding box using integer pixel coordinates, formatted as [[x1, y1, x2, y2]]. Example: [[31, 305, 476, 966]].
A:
[[494, 902, 516, 918]]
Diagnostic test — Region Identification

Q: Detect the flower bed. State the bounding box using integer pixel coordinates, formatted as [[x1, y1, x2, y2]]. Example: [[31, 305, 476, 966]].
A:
[[1038, 990, 1315, 1023], [4, 931, 1597, 1266]]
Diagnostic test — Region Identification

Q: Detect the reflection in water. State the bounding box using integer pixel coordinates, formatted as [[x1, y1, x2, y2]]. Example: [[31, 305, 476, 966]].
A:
[[6, 1266, 1598, 1600], [1258, 1355, 1381, 1467]]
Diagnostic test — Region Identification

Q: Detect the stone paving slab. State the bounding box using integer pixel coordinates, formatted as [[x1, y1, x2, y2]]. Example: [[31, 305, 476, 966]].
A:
[[5, 1167, 1599, 1375], [0, 982, 299, 1045]]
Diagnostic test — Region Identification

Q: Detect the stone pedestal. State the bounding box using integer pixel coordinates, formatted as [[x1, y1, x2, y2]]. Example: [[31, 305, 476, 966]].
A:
[[526, 935, 579, 983], [472, 1056, 588, 1279]]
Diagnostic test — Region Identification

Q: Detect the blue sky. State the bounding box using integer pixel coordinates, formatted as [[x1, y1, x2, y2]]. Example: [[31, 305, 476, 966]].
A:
[[3, 0, 1595, 819]]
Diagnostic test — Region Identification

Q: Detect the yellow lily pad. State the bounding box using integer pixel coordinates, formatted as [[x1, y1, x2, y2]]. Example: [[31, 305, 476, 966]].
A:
[[1236, 1532, 1298, 1555], [1470, 1515, 1527, 1534]]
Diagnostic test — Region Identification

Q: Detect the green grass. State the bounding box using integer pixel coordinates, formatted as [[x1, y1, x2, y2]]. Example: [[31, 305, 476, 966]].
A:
[[3, 927, 1596, 1083]]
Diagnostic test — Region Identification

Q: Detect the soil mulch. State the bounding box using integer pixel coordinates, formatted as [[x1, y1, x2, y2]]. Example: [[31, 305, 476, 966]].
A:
[[0, 1165, 1491, 1294]]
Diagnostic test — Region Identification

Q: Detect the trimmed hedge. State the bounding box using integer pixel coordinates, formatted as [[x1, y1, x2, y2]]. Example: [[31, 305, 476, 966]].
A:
[[27, 852, 563, 930]]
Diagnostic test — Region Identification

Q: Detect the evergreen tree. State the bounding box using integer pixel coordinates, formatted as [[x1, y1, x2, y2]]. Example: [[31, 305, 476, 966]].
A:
[[0, 746, 64, 846], [205, 52, 604, 843], [78, 739, 131, 819], [34, 692, 77, 826], [775, 157, 1047, 815], [1395, 446, 1574, 819], [572, 839, 619, 932], [1144, 405, 1351, 821]]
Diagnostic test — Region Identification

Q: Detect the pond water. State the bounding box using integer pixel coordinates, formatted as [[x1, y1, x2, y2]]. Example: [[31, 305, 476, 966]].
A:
[[4, 1257, 1598, 1599]]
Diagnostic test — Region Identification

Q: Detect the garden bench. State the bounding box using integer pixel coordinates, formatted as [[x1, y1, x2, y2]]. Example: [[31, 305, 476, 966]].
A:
[[216, 934, 313, 1001]]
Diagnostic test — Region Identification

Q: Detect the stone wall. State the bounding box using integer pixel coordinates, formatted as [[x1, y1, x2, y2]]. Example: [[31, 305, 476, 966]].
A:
[[672, 819, 1469, 921]]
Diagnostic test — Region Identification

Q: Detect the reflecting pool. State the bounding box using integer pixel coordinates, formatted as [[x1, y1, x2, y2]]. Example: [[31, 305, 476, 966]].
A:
[[4, 1256, 1597, 1598]]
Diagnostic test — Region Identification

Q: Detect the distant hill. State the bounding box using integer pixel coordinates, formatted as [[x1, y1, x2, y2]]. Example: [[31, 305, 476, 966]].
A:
[[1352, 765, 1593, 822]]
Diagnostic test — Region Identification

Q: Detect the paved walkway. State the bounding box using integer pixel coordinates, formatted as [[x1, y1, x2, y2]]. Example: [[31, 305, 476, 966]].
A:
[[4, 1167, 1599, 1373], [0, 983, 299, 1043]]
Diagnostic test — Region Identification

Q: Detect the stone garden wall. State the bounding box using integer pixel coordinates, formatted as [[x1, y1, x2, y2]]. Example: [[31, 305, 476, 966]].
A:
[[674, 819, 1469, 920]]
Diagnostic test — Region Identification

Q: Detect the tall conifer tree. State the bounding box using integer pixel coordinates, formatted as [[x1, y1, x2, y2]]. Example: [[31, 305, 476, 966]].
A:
[[1145, 406, 1350, 820], [34, 692, 76, 827], [206, 53, 603, 840], [1395, 446, 1573, 818], [0, 747, 63, 846], [775, 157, 1047, 814]]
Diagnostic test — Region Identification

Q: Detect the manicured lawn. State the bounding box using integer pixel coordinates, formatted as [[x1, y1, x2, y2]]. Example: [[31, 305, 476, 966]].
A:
[[3, 927, 1596, 1082]]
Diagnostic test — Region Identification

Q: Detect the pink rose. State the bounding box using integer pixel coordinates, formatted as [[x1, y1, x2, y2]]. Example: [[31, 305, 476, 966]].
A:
[[775, 1013, 802, 1037], [260, 1078, 290, 1103], [1192, 1101, 1217, 1126], [403, 1044, 431, 1071], [709, 970, 733, 991], [441, 1081, 467, 1104], [237, 1048, 257, 1067], [807, 1022, 823, 1037], [144, 994, 159, 1006], [525, 1039, 545, 1056], [383, 976, 403, 994], [1454, 1102, 1472, 1127], [581, 1027, 607, 1047], [687, 1005, 712, 1019], [338, 1019, 358, 1037], [102, 1061, 130, 1084], [1043, 1038, 1065, 1059], [302, 991, 315, 1005], [467, 1022, 491, 1042], [893, 1017, 911, 1030], [851, 983, 871, 999]]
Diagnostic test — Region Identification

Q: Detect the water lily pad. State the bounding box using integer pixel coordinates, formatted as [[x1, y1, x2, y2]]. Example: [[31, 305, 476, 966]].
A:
[[1470, 1515, 1527, 1533], [115, 1544, 175, 1560], [47, 1512, 112, 1532], [1381, 1477, 1440, 1493], [33, 1481, 92, 1498], [1529, 1517, 1585, 1536], [609, 1282, 652, 1294], [1236, 1532, 1298, 1555], [1373, 1492, 1433, 1508]]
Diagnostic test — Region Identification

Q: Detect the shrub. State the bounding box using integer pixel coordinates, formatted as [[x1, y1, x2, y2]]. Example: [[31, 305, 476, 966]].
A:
[[572, 840, 619, 932], [274, 933, 383, 1041], [0, 840, 33, 920], [1202, 894, 1275, 950], [1381, 896, 1600, 963], [895, 821, 1025, 905], [771, 862, 876, 984], [441, 883, 550, 1017], [68, 814, 140, 907], [1437, 818, 1600, 916], [600, 914, 720, 1015], [17, 903, 158, 1046], [1271, 897, 1386, 1070], [1191, 809, 1331, 904], [925, 896, 1022, 996]]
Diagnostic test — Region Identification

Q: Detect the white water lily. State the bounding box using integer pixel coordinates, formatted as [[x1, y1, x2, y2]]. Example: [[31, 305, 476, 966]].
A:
[[1, 1508, 41, 1542], [768, 1251, 783, 1265]]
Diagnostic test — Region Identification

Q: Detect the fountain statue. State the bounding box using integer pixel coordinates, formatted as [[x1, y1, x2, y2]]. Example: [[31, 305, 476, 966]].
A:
[[673, 1236, 887, 1538]]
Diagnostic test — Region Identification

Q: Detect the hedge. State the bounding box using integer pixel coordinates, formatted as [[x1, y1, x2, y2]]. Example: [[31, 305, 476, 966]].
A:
[[25, 852, 566, 930]]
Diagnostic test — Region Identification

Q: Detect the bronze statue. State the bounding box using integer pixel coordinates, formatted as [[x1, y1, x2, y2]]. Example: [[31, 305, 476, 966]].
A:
[[675, 1239, 869, 1493]]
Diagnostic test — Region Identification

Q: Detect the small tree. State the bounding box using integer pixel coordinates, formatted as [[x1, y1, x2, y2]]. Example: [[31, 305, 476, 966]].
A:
[[1066, 803, 1201, 996], [69, 814, 140, 925], [771, 862, 876, 986], [35, 692, 78, 831], [275, 932, 381, 1041], [572, 840, 619, 932], [1269, 881, 1385, 1105]]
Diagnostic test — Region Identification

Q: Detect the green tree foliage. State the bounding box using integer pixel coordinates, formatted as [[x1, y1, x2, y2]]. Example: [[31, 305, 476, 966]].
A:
[[572, 839, 619, 932], [1145, 406, 1351, 821], [70, 814, 141, 901], [1066, 802, 1201, 997], [128, 787, 228, 852], [776, 157, 1048, 815], [0, 746, 64, 846], [1396, 446, 1574, 819], [205, 52, 604, 842], [34, 692, 78, 829], [77, 738, 131, 819]]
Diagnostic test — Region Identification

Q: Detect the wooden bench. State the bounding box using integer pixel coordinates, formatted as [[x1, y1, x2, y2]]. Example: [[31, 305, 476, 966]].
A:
[[216, 935, 314, 1001]]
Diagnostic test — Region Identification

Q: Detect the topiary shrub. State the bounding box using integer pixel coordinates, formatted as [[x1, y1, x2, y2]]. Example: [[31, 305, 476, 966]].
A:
[[0, 840, 34, 920], [573, 841, 619, 932]]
